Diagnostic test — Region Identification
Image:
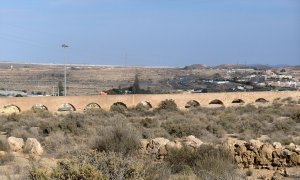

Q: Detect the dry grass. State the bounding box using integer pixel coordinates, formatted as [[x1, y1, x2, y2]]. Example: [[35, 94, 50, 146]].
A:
[[0, 99, 299, 179]]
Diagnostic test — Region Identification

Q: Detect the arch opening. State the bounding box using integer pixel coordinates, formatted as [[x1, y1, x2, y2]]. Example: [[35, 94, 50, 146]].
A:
[[232, 99, 245, 104], [136, 101, 152, 109], [209, 99, 224, 105], [255, 98, 269, 103], [32, 103, 48, 111], [58, 103, 76, 112], [110, 102, 127, 113], [2, 104, 21, 113], [112, 102, 127, 108], [84, 103, 101, 111], [185, 100, 200, 108]]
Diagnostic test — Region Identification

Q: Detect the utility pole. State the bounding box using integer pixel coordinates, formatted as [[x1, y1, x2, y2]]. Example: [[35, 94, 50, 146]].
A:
[[62, 43, 68, 96]]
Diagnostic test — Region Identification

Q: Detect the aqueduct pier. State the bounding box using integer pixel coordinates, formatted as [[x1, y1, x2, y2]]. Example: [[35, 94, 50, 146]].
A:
[[0, 91, 299, 113]]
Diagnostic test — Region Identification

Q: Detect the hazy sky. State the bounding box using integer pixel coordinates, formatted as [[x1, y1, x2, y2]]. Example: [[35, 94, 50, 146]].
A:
[[0, 0, 299, 66]]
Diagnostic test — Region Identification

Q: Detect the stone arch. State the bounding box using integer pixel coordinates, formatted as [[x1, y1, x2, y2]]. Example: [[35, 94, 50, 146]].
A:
[[255, 98, 269, 103], [32, 103, 48, 111], [112, 102, 127, 109], [209, 99, 224, 105], [110, 102, 128, 112], [136, 101, 152, 109], [58, 103, 76, 112], [232, 99, 245, 104], [84, 103, 101, 111], [2, 104, 21, 113], [185, 100, 200, 108]]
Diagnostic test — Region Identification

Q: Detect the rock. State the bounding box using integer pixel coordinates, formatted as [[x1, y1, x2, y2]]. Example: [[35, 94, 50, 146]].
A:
[[24, 138, 43, 156], [272, 158, 282, 167], [260, 143, 274, 160], [282, 149, 293, 157], [287, 143, 296, 151], [234, 155, 242, 164], [151, 137, 170, 147], [295, 145, 300, 153], [256, 155, 270, 166], [140, 139, 149, 153], [257, 135, 271, 142], [250, 139, 264, 149], [223, 137, 246, 153], [182, 135, 203, 148], [159, 145, 168, 156], [290, 153, 300, 165], [0, 151, 6, 157], [235, 144, 247, 155], [166, 140, 182, 150], [38, 158, 58, 169], [7, 137, 24, 152], [272, 149, 281, 159], [244, 151, 255, 165], [273, 142, 282, 149], [146, 137, 169, 159], [272, 171, 283, 180]]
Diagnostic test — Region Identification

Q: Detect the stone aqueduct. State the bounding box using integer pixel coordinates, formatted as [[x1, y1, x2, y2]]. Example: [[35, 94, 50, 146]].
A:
[[0, 91, 299, 113]]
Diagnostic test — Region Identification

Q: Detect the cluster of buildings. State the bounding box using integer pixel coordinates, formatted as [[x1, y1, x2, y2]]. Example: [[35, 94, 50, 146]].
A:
[[232, 69, 300, 91]]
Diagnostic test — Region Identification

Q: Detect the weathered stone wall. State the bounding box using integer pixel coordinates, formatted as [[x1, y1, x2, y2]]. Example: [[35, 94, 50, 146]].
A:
[[224, 138, 300, 170], [0, 91, 299, 112]]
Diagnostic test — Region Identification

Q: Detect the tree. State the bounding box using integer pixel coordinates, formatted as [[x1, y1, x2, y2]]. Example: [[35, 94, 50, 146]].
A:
[[132, 74, 140, 94]]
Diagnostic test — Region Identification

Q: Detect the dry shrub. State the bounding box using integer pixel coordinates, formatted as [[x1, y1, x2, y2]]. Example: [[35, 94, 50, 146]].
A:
[[281, 97, 297, 104], [161, 116, 205, 138], [6, 113, 20, 122], [43, 131, 75, 156], [135, 102, 151, 111], [30, 150, 145, 180], [0, 136, 10, 151], [143, 162, 171, 180], [57, 114, 85, 135], [157, 99, 178, 111], [160, 111, 223, 140], [78, 151, 144, 180], [291, 111, 300, 123], [84, 108, 106, 116], [25, 109, 53, 119], [10, 128, 32, 140], [0, 152, 15, 164], [110, 104, 127, 114], [140, 118, 159, 128], [165, 145, 242, 179], [93, 121, 141, 155], [30, 159, 106, 180]]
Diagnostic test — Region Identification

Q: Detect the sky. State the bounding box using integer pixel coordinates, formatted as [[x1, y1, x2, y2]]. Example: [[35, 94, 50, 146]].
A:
[[0, 0, 299, 67]]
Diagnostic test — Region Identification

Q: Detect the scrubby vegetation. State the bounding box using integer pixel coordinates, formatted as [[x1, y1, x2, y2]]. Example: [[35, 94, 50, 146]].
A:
[[0, 98, 299, 179]]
